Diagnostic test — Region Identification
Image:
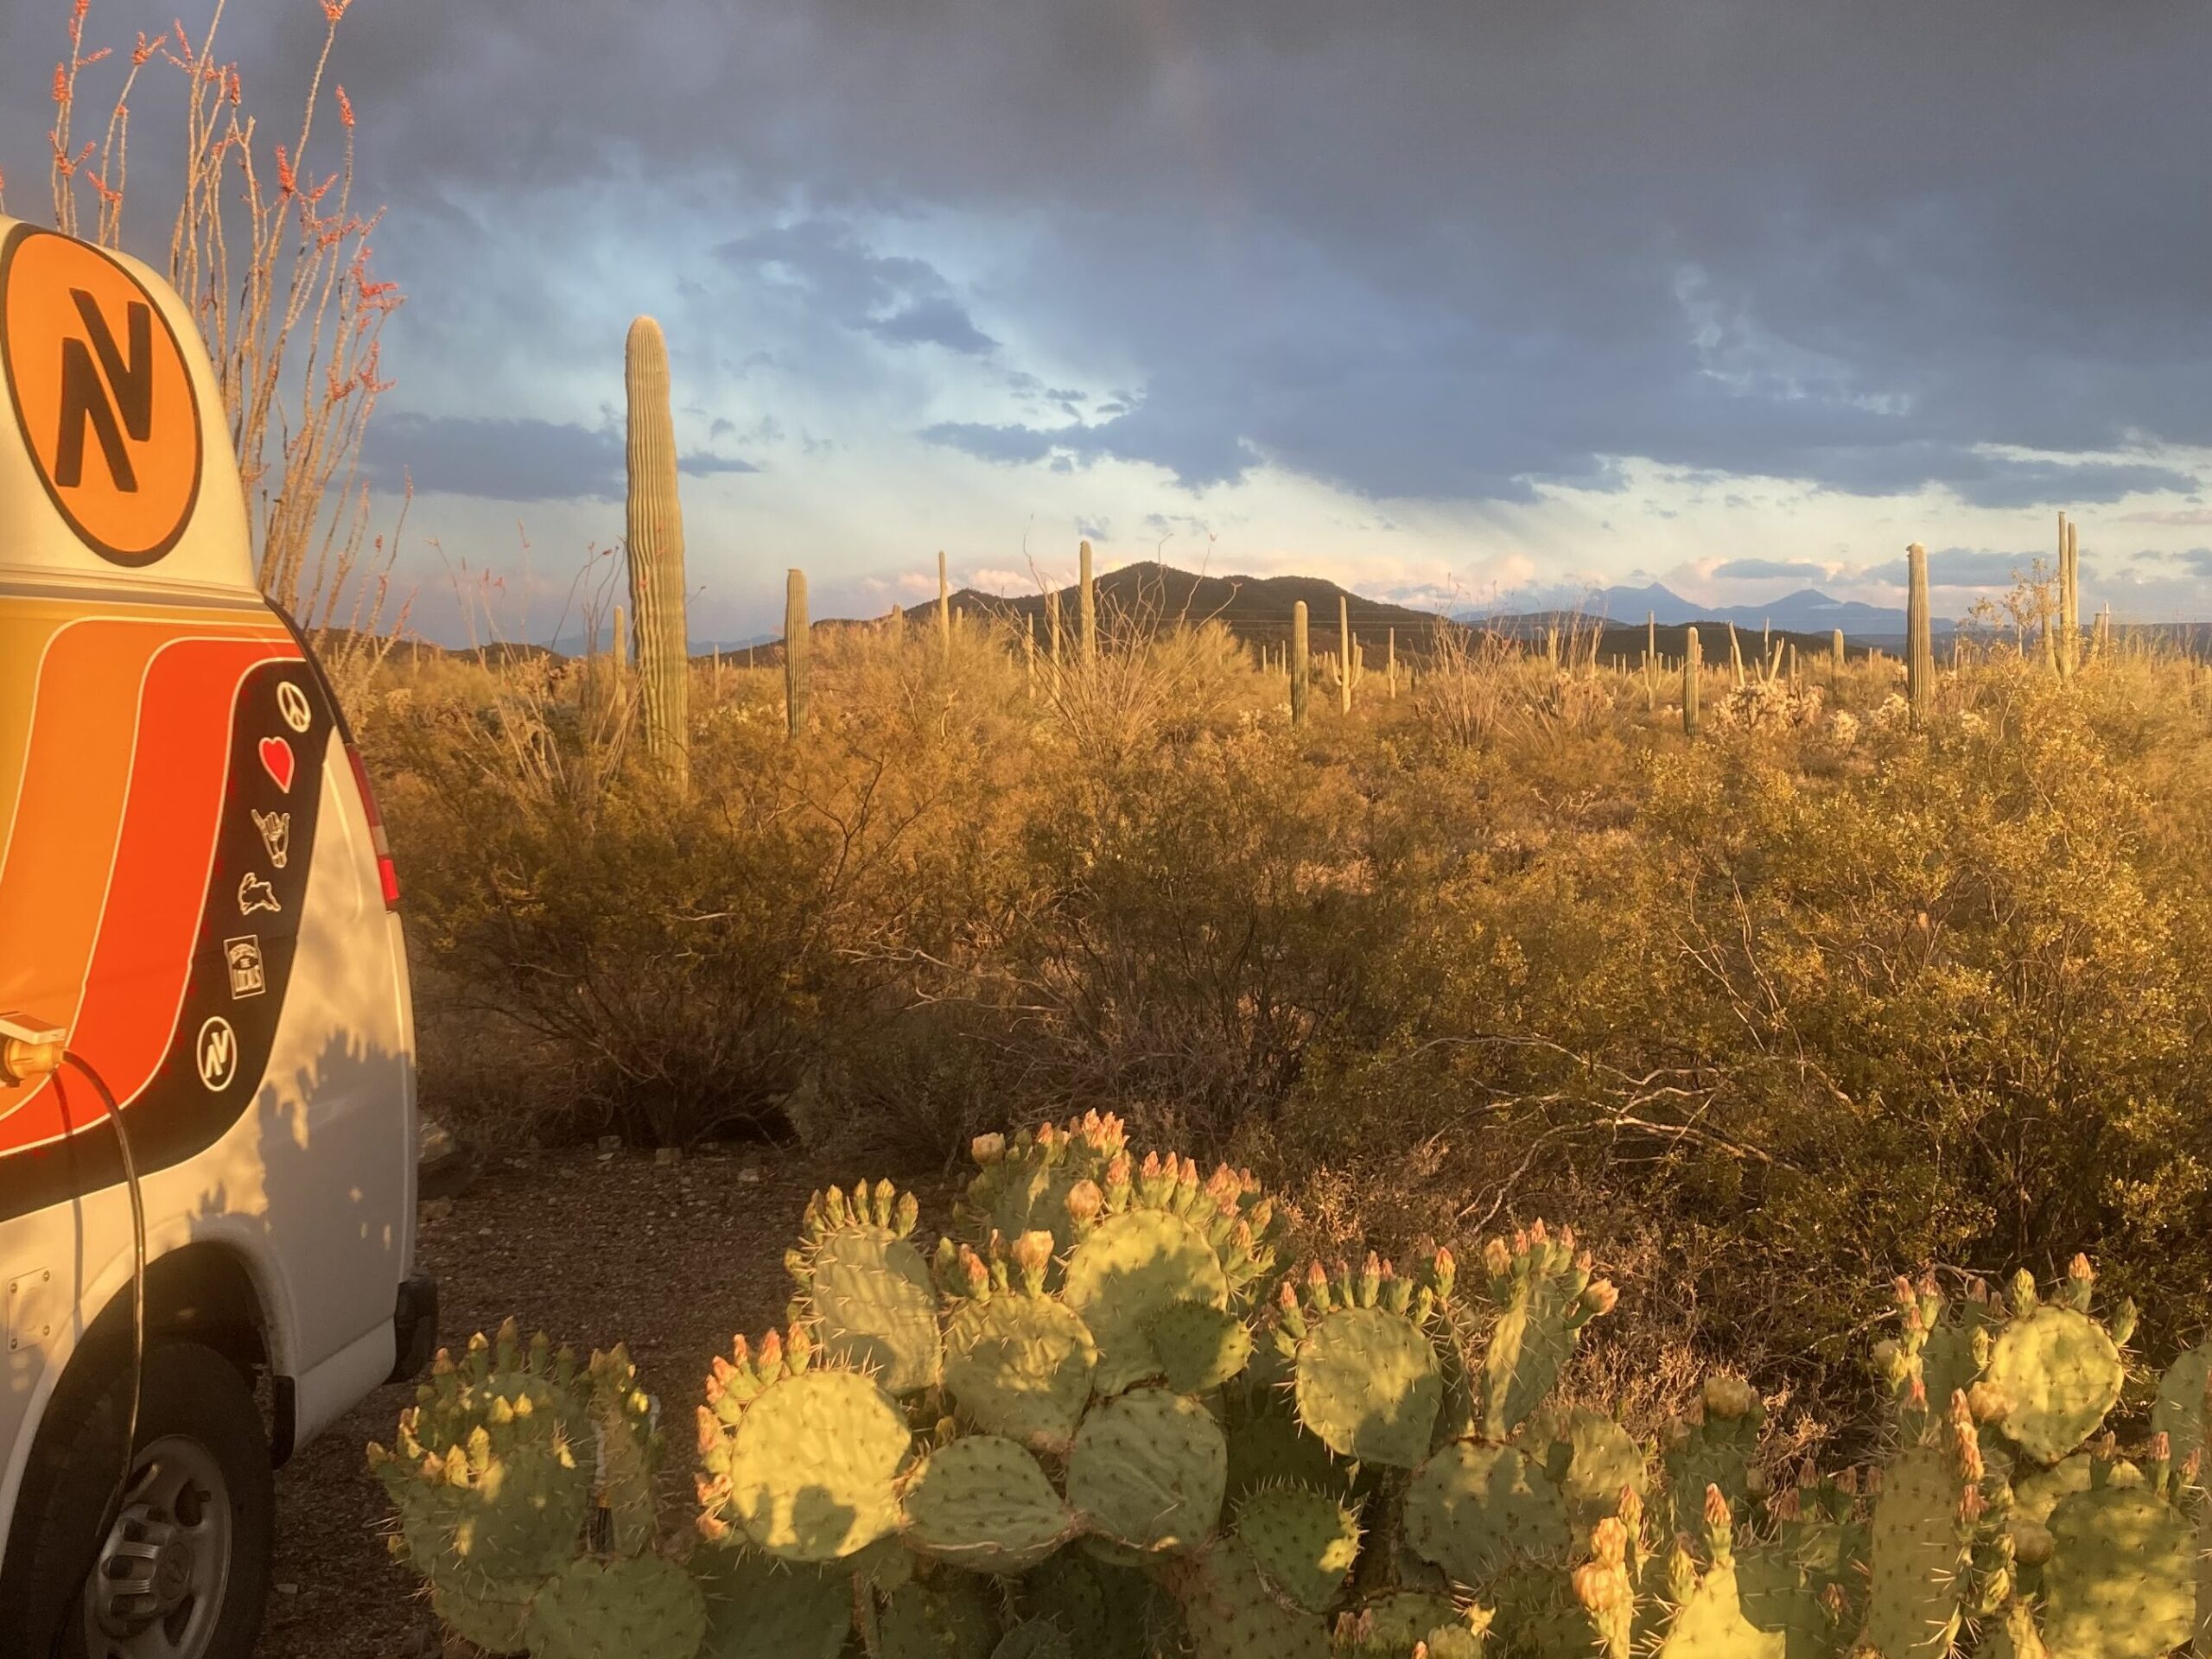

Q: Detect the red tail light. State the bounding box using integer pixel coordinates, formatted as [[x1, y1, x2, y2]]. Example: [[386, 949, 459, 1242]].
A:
[[346, 743, 401, 909]]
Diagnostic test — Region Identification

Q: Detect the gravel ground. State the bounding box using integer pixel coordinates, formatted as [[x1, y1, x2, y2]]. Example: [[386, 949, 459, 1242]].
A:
[[251, 1142, 918, 1658]]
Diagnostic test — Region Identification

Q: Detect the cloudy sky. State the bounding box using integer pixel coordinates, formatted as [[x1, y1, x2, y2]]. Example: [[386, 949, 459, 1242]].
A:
[[5, 0, 2211, 638]]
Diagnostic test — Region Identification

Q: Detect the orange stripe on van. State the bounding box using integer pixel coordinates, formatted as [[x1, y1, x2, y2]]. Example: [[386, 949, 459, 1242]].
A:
[[0, 616, 295, 1151]]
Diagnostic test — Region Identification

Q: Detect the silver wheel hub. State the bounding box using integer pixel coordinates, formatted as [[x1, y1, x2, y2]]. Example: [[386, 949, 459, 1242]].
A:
[[82, 1435, 232, 1659]]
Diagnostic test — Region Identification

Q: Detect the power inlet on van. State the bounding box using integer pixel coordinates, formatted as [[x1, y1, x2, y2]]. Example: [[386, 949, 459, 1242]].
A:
[[0, 1014, 67, 1087]]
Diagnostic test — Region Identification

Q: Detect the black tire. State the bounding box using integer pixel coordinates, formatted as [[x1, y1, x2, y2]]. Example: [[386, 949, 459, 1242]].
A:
[[0, 1341, 274, 1659]]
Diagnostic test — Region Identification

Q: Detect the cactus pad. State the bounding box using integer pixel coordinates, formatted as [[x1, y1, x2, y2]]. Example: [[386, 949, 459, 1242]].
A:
[[2150, 1338, 2209, 1468], [1063, 1208, 1230, 1395], [1983, 1304, 2123, 1465], [429, 1573, 537, 1655], [942, 1294, 1097, 1452], [798, 1220, 944, 1395], [875, 1578, 1001, 1659], [1535, 1406, 1647, 1528], [1173, 1537, 1332, 1659], [1294, 1306, 1440, 1469], [722, 1368, 912, 1560], [1656, 1558, 1785, 1659], [990, 1622, 1075, 1659], [1478, 1223, 1613, 1441], [1067, 1385, 1229, 1553], [1859, 1445, 1967, 1659], [524, 1553, 708, 1659], [1016, 1551, 1158, 1659], [2011, 1451, 2141, 1524], [902, 1433, 1080, 1574], [693, 1548, 852, 1659], [1404, 1442, 1569, 1586], [1329, 1592, 1476, 1657], [1231, 1484, 1361, 1612], [1145, 1299, 1255, 1395], [2039, 1486, 2194, 1659]]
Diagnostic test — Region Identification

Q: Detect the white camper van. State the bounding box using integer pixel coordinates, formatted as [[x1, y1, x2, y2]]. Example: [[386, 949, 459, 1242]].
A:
[[0, 217, 432, 1656]]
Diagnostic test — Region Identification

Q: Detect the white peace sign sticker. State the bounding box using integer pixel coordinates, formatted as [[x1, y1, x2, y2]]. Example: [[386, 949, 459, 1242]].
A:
[[196, 1016, 238, 1091], [276, 680, 313, 734]]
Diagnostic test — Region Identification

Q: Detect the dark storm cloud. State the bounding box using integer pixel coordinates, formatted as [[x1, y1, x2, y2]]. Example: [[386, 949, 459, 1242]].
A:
[[1714, 559, 1827, 580], [362, 414, 753, 501], [9, 0, 2207, 508]]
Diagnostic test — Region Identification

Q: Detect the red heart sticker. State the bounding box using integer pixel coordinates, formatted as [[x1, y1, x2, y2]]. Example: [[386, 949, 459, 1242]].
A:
[[258, 735, 296, 793]]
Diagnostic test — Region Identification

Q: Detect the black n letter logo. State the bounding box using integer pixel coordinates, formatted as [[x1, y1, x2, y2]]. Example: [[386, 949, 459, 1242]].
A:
[[52, 288, 153, 493]]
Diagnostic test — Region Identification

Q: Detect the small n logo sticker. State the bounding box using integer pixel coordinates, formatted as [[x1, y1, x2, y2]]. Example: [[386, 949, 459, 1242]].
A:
[[0, 225, 203, 566]]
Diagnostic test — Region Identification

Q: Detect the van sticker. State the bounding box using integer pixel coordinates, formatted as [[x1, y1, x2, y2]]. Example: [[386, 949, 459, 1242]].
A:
[[194, 1016, 238, 1090], [251, 807, 290, 868], [237, 872, 281, 916], [276, 679, 313, 733], [257, 734, 296, 792], [0, 226, 204, 566], [224, 937, 266, 999]]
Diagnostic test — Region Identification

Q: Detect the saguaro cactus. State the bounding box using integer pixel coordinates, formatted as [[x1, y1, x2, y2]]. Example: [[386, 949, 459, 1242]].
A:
[[1078, 539, 1097, 664], [785, 569, 810, 739], [1832, 627, 1845, 670], [2058, 512, 2080, 682], [1046, 590, 1064, 693], [1907, 541, 1933, 728], [1291, 601, 1311, 728], [1683, 626, 1701, 736], [1387, 627, 1397, 700], [624, 317, 690, 791], [1338, 594, 1353, 715], [938, 550, 952, 662]]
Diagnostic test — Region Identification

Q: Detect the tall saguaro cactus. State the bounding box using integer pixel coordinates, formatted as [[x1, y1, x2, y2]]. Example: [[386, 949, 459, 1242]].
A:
[[624, 317, 691, 791], [1683, 626, 1701, 736], [1338, 594, 1353, 715], [1387, 626, 1397, 699], [2058, 512, 2080, 682], [1291, 601, 1310, 728], [1906, 541, 1934, 728], [938, 550, 952, 662], [1078, 539, 1097, 664], [784, 569, 810, 739], [1833, 627, 1845, 670]]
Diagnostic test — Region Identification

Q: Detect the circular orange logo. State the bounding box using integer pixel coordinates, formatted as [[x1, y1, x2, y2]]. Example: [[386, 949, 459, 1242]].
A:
[[1, 225, 202, 566]]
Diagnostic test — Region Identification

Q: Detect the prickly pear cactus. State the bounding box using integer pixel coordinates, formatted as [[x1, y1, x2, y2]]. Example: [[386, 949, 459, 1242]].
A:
[[1655, 1489, 1783, 1659], [524, 1552, 707, 1659], [1172, 1537, 1331, 1659], [1232, 1484, 1362, 1612], [2039, 1479, 2195, 1659], [1858, 1397, 1981, 1659], [695, 1324, 912, 1561], [1281, 1253, 1443, 1468], [900, 1433, 1079, 1573], [2151, 1335, 2209, 1470], [367, 1321, 594, 1593], [790, 1179, 943, 1395], [1474, 1223, 1616, 1441], [1067, 1385, 1228, 1553], [938, 1250, 1099, 1452], [1404, 1440, 1569, 1588], [691, 1547, 851, 1659], [1981, 1259, 2126, 1465]]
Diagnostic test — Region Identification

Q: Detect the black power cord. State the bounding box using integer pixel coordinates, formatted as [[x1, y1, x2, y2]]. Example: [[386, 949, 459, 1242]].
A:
[[60, 1051, 146, 1529]]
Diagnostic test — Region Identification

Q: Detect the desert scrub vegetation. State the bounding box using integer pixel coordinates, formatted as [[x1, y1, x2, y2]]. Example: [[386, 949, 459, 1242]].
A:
[[369, 1118, 2212, 1659], [359, 594, 2212, 1408]]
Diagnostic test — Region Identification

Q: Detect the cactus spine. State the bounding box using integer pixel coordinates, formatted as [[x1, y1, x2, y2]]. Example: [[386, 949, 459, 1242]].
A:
[[1291, 601, 1310, 728], [1078, 539, 1097, 665], [1907, 540, 1934, 728], [623, 317, 690, 792], [1683, 626, 1701, 736], [785, 569, 809, 739]]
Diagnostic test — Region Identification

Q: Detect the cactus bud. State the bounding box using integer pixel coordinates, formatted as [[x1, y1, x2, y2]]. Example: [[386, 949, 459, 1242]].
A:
[[1580, 1279, 1619, 1319], [1428, 1245, 1457, 1301], [1483, 1236, 1512, 1281], [969, 1133, 1006, 1166], [2009, 1268, 2038, 1315], [1066, 1179, 1104, 1226], [1358, 1251, 1383, 1307], [1704, 1373, 1757, 1421], [2109, 1296, 2137, 1347], [1012, 1230, 1054, 1294], [893, 1191, 919, 1236], [2011, 1517, 2054, 1566]]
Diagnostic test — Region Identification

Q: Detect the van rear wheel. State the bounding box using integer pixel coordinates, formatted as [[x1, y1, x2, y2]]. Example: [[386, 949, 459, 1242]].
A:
[[4, 1342, 274, 1659]]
